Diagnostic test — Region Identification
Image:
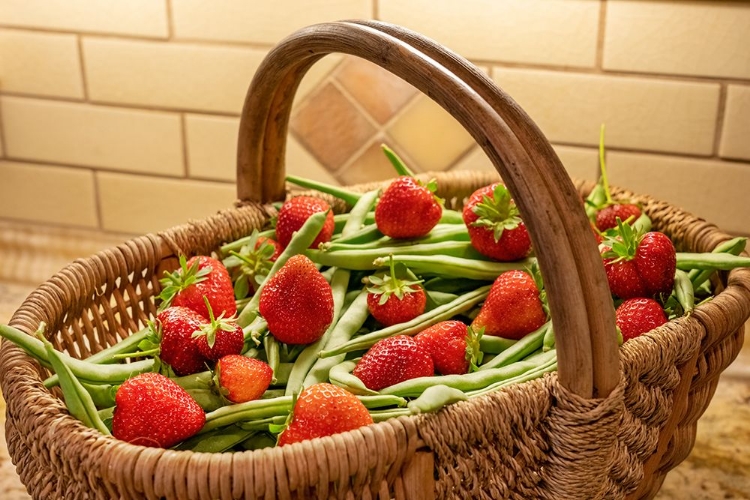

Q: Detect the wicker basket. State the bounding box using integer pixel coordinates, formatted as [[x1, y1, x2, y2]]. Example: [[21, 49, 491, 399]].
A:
[[2, 21, 749, 500]]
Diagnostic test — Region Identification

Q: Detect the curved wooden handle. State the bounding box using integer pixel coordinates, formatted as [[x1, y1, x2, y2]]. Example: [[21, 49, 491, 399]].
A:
[[236, 21, 619, 399]]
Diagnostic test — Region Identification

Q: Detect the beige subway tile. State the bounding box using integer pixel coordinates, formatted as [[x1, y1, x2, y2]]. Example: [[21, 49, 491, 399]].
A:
[[492, 68, 720, 156], [290, 82, 375, 170], [388, 95, 474, 172], [83, 38, 266, 114], [1, 97, 183, 175], [0, 0, 168, 38], [286, 135, 340, 186], [186, 114, 238, 182], [172, 0, 371, 44], [337, 138, 410, 185], [604, 1, 750, 79], [336, 58, 417, 124], [97, 173, 236, 234], [0, 161, 97, 227], [607, 152, 750, 235], [720, 85, 750, 161], [380, 0, 599, 67], [0, 29, 83, 98], [451, 144, 598, 183]]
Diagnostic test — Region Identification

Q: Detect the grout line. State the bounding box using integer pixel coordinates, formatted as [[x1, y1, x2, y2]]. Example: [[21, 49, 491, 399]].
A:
[[372, 0, 379, 20], [0, 24, 169, 41], [330, 134, 383, 182], [0, 90, 242, 117], [712, 83, 728, 157], [330, 79, 383, 132], [180, 113, 190, 178], [165, 0, 175, 39], [595, 0, 608, 71], [290, 57, 348, 118], [380, 91, 422, 131], [0, 215, 139, 240], [92, 170, 104, 230], [76, 35, 90, 101]]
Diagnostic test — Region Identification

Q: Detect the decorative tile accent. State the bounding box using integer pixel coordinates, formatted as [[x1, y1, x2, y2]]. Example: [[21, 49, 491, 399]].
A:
[[290, 82, 376, 170], [0, 29, 83, 99], [335, 58, 417, 124], [604, 0, 750, 79], [0, 161, 97, 227], [1, 97, 184, 175], [286, 135, 340, 186], [388, 95, 474, 172], [337, 137, 412, 185], [719, 85, 750, 161]]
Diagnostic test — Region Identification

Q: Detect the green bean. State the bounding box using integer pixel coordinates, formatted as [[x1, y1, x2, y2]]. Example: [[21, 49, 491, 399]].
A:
[[382, 144, 415, 177], [330, 223, 382, 246], [307, 241, 484, 271], [406, 385, 467, 414], [423, 277, 492, 294], [81, 382, 117, 409], [357, 394, 408, 409], [329, 360, 378, 396], [261, 389, 287, 399], [342, 190, 379, 234], [478, 322, 549, 371], [439, 210, 464, 224], [40, 329, 110, 435], [264, 335, 280, 384], [320, 266, 338, 283], [175, 425, 255, 452], [271, 363, 294, 387], [319, 286, 491, 358], [201, 396, 293, 434], [675, 252, 750, 271], [543, 324, 556, 352], [374, 255, 534, 280], [673, 269, 695, 314], [220, 229, 276, 255], [285, 268, 351, 396], [286, 175, 362, 205], [479, 335, 517, 355], [324, 224, 470, 253], [467, 355, 558, 398], [333, 213, 375, 233], [237, 416, 287, 432], [632, 213, 652, 234], [237, 210, 330, 327], [689, 237, 747, 289], [381, 350, 558, 397], [304, 290, 370, 387], [239, 431, 277, 450], [172, 371, 225, 412], [368, 408, 411, 422], [425, 291, 459, 311]]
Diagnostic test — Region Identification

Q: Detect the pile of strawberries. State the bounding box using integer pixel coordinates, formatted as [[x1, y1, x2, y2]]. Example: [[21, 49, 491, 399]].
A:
[[3, 143, 746, 455]]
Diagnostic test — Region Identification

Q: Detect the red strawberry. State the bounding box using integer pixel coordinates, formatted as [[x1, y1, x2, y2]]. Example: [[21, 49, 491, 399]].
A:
[[160, 255, 236, 319], [215, 355, 273, 403], [463, 183, 531, 261], [259, 254, 334, 344], [353, 335, 434, 391], [615, 298, 668, 342], [414, 320, 482, 375], [276, 196, 334, 249], [278, 383, 372, 446], [596, 203, 642, 231], [157, 306, 208, 376], [191, 300, 244, 361], [602, 222, 676, 299], [472, 270, 547, 340], [366, 259, 426, 326], [375, 176, 442, 239], [112, 372, 205, 448]]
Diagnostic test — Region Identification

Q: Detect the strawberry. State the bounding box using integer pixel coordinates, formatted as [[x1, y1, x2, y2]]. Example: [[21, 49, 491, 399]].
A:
[[191, 299, 244, 361], [353, 335, 434, 391], [414, 320, 482, 375], [157, 306, 208, 376], [471, 270, 547, 340], [112, 372, 205, 448], [224, 231, 281, 300], [215, 355, 273, 403], [602, 221, 676, 299], [275, 196, 334, 249], [596, 203, 642, 231], [615, 298, 668, 342], [375, 176, 442, 239], [462, 183, 531, 261], [159, 255, 236, 319], [366, 259, 426, 326], [258, 254, 334, 344], [278, 383, 372, 446]]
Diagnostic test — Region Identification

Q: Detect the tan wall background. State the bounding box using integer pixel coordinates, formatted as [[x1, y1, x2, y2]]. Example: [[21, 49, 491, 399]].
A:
[[0, 0, 749, 237]]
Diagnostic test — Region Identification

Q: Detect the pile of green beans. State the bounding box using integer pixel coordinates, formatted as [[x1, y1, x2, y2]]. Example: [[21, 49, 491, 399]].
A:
[[3, 171, 749, 455]]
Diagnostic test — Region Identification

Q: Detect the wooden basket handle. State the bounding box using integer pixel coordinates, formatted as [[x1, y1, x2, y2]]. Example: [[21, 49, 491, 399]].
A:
[[236, 21, 619, 400]]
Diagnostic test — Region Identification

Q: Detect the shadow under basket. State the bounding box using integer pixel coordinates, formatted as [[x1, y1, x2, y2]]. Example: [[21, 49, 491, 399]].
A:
[[2, 21, 749, 500]]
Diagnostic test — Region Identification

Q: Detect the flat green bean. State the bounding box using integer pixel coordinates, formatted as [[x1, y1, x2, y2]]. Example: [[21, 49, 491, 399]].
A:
[[689, 237, 747, 289], [307, 241, 483, 270], [467, 356, 558, 398], [357, 394, 407, 409], [479, 335, 517, 355], [175, 425, 255, 452], [220, 229, 275, 255], [407, 385, 467, 414], [673, 269, 695, 314], [374, 255, 534, 280], [201, 396, 293, 434], [675, 252, 750, 271], [478, 322, 549, 371], [329, 360, 377, 395]]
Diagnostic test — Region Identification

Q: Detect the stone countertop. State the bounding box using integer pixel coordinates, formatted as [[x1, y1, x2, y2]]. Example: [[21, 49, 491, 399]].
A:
[[0, 280, 748, 499]]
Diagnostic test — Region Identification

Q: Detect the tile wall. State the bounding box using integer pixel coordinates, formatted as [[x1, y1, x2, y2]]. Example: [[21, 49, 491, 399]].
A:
[[0, 0, 749, 236]]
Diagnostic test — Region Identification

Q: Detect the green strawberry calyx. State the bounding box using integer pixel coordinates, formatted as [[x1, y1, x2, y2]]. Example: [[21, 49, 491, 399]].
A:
[[158, 255, 211, 310], [465, 326, 484, 372], [192, 297, 236, 349], [366, 256, 423, 305], [601, 218, 646, 262], [224, 230, 276, 300], [471, 183, 522, 243]]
